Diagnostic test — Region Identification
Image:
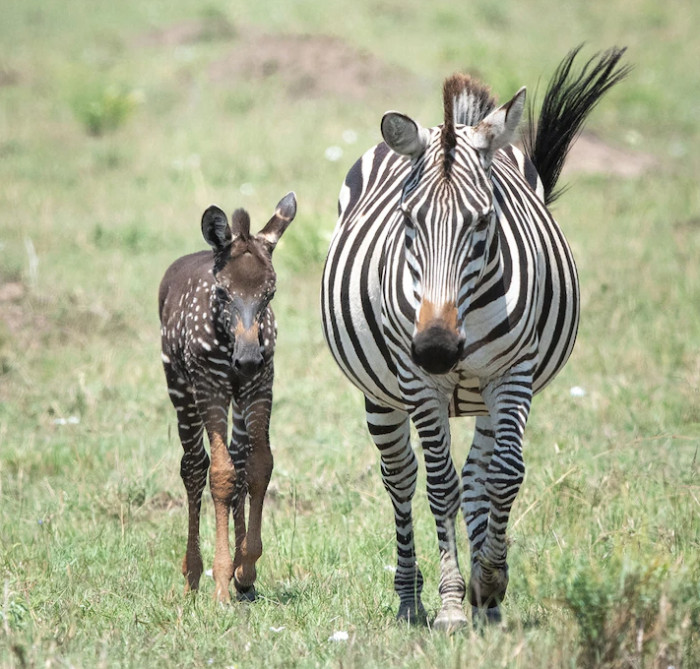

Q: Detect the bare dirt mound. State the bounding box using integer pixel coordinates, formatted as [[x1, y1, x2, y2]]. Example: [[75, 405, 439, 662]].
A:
[[209, 32, 417, 101], [564, 131, 655, 177], [135, 17, 236, 47], [137, 21, 653, 176]]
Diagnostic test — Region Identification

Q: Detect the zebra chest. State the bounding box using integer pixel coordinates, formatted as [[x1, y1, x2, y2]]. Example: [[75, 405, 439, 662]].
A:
[[459, 290, 539, 376]]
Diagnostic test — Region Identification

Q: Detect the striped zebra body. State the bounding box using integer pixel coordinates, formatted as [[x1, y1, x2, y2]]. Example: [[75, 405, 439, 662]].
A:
[[324, 141, 578, 415], [321, 48, 628, 628]]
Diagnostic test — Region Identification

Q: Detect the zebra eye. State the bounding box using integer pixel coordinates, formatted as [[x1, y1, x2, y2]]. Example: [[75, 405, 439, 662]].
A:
[[474, 215, 491, 232]]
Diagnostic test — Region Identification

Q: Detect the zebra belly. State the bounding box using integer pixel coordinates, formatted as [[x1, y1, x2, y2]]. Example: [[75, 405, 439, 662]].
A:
[[321, 220, 409, 412]]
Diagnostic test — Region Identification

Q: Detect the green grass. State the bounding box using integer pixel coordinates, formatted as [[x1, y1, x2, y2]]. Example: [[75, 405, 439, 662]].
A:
[[1, 0, 700, 667]]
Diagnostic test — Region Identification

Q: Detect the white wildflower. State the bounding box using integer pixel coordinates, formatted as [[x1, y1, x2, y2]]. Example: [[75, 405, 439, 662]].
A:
[[324, 146, 343, 162], [342, 129, 358, 144]]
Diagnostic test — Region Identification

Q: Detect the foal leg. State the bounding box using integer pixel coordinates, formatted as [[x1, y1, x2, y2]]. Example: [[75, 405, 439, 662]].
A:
[[201, 398, 237, 603], [229, 401, 255, 600], [233, 385, 273, 596], [164, 367, 209, 593], [365, 398, 425, 623]]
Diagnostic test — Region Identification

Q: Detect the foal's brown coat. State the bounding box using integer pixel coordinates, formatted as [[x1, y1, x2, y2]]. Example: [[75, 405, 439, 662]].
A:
[[158, 193, 296, 601]]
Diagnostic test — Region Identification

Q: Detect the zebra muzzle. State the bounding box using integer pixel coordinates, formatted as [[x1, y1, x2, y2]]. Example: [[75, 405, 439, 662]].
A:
[[232, 319, 264, 378], [411, 325, 465, 375]]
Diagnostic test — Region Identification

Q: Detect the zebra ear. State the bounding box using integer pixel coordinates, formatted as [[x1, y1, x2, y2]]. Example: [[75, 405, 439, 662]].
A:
[[201, 205, 233, 251], [257, 191, 297, 252], [470, 87, 526, 165], [381, 112, 430, 159]]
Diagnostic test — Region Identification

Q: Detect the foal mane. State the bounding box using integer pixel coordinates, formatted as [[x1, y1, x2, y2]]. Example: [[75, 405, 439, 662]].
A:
[[441, 73, 497, 176]]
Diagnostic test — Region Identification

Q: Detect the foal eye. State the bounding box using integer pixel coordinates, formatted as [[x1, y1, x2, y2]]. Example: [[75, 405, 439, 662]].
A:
[[215, 286, 231, 303]]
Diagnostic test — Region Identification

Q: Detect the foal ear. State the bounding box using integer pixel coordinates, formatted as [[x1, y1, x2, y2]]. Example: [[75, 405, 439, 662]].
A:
[[381, 111, 430, 159], [469, 87, 526, 167], [201, 205, 233, 251], [257, 192, 297, 252]]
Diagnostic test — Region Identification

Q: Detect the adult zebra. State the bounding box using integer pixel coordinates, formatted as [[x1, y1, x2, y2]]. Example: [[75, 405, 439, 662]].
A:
[[321, 46, 629, 629]]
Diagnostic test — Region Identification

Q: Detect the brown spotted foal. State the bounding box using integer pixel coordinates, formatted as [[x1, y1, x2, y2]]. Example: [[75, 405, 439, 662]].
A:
[[158, 192, 296, 603]]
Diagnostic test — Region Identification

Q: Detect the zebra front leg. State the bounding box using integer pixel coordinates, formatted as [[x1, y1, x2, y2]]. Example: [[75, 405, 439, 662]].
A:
[[461, 416, 501, 622], [365, 398, 426, 624], [412, 400, 467, 632], [180, 431, 209, 593], [164, 367, 209, 594], [469, 368, 532, 622], [204, 402, 237, 604], [233, 389, 273, 599]]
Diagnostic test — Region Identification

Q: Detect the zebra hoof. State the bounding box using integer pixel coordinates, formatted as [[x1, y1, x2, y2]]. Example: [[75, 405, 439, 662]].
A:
[[433, 607, 468, 633], [471, 605, 502, 628], [396, 601, 427, 625]]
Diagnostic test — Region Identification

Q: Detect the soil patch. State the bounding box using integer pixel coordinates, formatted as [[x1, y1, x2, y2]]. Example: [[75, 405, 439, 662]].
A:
[[563, 131, 655, 178], [135, 18, 236, 48], [139, 21, 653, 175], [208, 31, 417, 101]]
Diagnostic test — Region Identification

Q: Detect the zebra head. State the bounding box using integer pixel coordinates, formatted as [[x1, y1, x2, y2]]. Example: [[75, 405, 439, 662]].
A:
[[380, 77, 526, 375], [201, 192, 296, 377]]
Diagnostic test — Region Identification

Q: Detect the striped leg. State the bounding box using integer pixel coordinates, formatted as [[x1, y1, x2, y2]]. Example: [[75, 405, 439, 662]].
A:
[[411, 400, 467, 631], [233, 386, 274, 598], [229, 402, 254, 600], [164, 364, 209, 593], [460, 416, 498, 620], [365, 398, 425, 623], [468, 367, 532, 621], [201, 398, 237, 603]]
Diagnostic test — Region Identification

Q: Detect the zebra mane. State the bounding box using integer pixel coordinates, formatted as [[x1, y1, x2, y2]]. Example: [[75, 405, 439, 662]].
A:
[[441, 73, 497, 176]]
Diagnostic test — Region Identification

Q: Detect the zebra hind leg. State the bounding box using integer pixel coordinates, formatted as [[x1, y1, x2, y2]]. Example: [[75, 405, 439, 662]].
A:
[[467, 370, 532, 625], [365, 398, 426, 624], [461, 415, 504, 624]]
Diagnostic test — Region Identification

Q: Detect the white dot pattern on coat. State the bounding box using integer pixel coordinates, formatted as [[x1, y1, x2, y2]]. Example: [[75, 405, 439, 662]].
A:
[[157, 193, 296, 602]]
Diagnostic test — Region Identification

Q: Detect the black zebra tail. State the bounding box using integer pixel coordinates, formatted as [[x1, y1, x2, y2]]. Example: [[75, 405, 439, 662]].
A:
[[522, 45, 632, 205]]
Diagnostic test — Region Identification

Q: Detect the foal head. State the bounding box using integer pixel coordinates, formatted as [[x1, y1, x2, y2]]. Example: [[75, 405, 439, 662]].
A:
[[201, 192, 297, 377]]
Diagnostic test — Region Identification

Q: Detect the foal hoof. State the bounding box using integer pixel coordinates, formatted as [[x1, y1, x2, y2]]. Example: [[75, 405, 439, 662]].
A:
[[471, 605, 502, 628], [433, 607, 468, 634], [213, 586, 232, 605], [235, 585, 257, 602], [233, 575, 257, 602]]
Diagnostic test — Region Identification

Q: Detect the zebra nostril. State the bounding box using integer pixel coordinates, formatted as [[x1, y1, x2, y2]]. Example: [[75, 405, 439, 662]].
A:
[[411, 326, 462, 374], [456, 335, 465, 359], [233, 353, 264, 378]]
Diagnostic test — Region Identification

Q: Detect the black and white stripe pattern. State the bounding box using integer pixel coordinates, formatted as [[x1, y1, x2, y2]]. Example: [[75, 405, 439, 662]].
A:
[[322, 48, 628, 628]]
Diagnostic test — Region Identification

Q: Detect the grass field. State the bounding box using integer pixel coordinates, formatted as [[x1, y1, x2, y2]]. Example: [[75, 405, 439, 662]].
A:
[[1, 1, 699, 667]]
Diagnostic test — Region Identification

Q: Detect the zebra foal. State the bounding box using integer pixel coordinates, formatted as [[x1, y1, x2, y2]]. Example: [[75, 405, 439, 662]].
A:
[[321, 46, 629, 629], [159, 192, 296, 602]]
